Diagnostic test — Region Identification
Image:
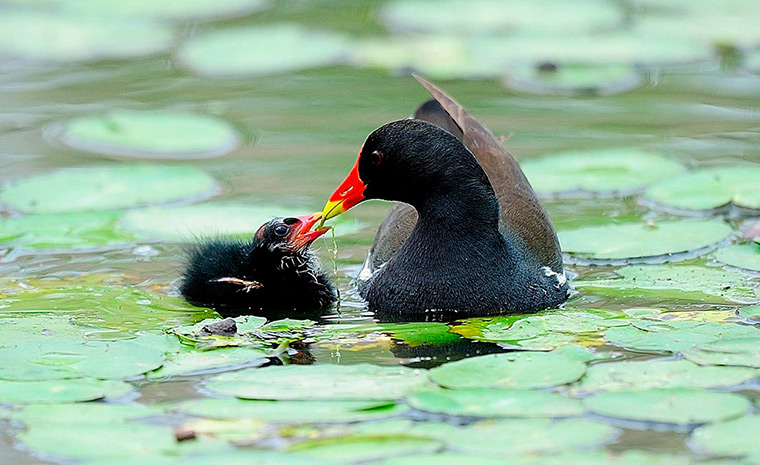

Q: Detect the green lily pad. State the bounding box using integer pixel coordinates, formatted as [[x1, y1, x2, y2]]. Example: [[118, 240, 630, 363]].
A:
[[604, 320, 760, 354], [372, 454, 506, 465], [635, 14, 760, 49], [521, 149, 684, 196], [577, 359, 757, 392], [147, 346, 269, 378], [450, 309, 629, 350], [506, 65, 644, 97], [0, 314, 89, 344], [737, 305, 760, 321], [171, 398, 408, 423], [683, 337, 760, 368], [408, 389, 583, 418], [55, 111, 240, 159], [289, 435, 442, 463], [13, 403, 162, 426], [120, 203, 361, 241], [0, 165, 218, 214], [57, 0, 268, 22], [206, 364, 431, 400], [382, 0, 622, 34], [169, 316, 313, 350], [0, 379, 132, 404], [585, 388, 749, 425], [559, 219, 732, 261], [575, 264, 760, 304], [0, 13, 173, 62], [645, 166, 760, 211], [176, 24, 349, 77], [428, 352, 586, 390], [691, 415, 760, 457], [714, 243, 760, 271], [0, 212, 137, 250], [107, 450, 334, 465]]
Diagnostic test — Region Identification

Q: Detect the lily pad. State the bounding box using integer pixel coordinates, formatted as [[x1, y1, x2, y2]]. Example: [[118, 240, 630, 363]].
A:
[[382, 0, 623, 34], [577, 359, 757, 392], [428, 352, 586, 390], [120, 203, 361, 241], [176, 24, 349, 77], [408, 389, 583, 418], [521, 149, 683, 196], [0, 13, 173, 62], [559, 219, 732, 261], [170, 398, 408, 423], [54, 111, 240, 159], [147, 346, 269, 378], [604, 320, 760, 354], [713, 243, 760, 271], [575, 264, 760, 304], [0, 212, 137, 250], [506, 65, 644, 97], [683, 337, 760, 368], [450, 309, 629, 350], [57, 0, 268, 22], [372, 454, 506, 465], [13, 403, 162, 426], [645, 166, 760, 211], [0, 378, 132, 404], [585, 389, 749, 425], [289, 435, 442, 463], [206, 364, 431, 400], [0, 165, 218, 214], [691, 415, 760, 457]]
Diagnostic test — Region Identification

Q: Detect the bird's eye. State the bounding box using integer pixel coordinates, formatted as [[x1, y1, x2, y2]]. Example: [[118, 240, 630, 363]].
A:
[[369, 150, 383, 166], [273, 225, 289, 237]]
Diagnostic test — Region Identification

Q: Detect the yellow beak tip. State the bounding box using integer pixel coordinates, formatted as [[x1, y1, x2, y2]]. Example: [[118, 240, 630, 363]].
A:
[[320, 200, 346, 224]]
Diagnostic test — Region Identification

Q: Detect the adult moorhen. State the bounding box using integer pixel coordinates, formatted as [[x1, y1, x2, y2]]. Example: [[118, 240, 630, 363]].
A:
[[180, 213, 336, 318], [320, 76, 569, 319]]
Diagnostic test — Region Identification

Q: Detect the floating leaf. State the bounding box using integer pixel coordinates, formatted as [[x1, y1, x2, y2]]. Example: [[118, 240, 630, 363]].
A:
[[713, 243, 760, 271], [645, 166, 760, 211], [577, 359, 757, 392], [57, 0, 268, 22], [683, 337, 760, 368], [0, 13, 173, 62], [408, 389, 583, 418], [0, 165, 218, 214], [0, 212, 136, 250], [575, 264, 760, 304], [171, 398, 408, 423], [505, 65, 644, 97], [176, 24, 349, 77], [0, 379, 132, 404], [206, 364, 431, 400], [559, 219, 731, 261], [372, 454, 505, 465], [289, 435, 442, 463], [691, 415, 760, 457], [585, 389, 749, 425], [604, 320, 760, 354], [147, 346, 269, 379], [428, 352, 586, 390], [13, 403, 162, 426], [120, 203, 361, 241], [54, 111, 240, 159], [521, 149, 683, 196]]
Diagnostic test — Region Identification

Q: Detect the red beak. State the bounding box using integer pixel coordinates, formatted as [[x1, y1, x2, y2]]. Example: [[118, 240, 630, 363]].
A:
[[290, 212, 329, 250], [321, 160, 366, 222]]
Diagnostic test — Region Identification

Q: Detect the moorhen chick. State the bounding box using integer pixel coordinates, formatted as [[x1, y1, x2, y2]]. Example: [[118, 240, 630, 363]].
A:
[[180, 213, 336, 318], [320, 76, 569, 319]]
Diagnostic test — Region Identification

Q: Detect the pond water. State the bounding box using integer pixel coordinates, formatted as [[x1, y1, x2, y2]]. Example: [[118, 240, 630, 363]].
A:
[[1, 1, 760, 464]]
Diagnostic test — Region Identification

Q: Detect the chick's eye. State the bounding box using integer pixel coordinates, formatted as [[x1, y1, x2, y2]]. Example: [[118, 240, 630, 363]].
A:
[[273, 225, 289, 237], [369, 150, 383, 166]]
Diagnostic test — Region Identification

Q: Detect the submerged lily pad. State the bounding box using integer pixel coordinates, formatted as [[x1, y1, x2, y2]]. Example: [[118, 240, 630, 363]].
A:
[[176, 24, 349, 77], [408, 389, 583, 418], [0, 165, 218, 214], [585, 389, 749, 425], [713, 243, 760, 271], [289, 435, 442, 463], [55, 111, 240, 159], [575, 264, 760, 304], [171, 398, 408, 423], [577, 359, 757, 392], [604, 320, 760, 354], [428, 352, 586, 390], [0, 212, 137, 250], [0, 13, 173, 62], [120, 203, 361, 241], [206, 364, 431, 400], [521, 149, 683, 196], [0, 378, 132, 404], [691, 415, 760, 457], [645, 166, 760, 211], [506, 65, 644, 96], [559, 219, 731, 261]]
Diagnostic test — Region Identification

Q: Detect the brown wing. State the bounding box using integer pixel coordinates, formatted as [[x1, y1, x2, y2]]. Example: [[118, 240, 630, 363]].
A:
[[413, 75, 563, 272]]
